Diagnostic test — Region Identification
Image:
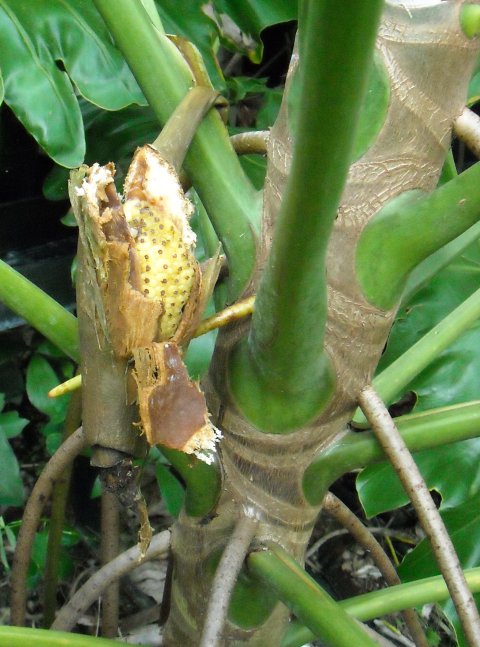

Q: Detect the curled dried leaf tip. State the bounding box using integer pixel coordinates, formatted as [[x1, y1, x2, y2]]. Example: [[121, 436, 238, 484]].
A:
[[134, 342, 222, 464]]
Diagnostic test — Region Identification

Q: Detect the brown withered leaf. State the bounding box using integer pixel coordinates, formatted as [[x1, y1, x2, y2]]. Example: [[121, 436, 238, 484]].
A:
[[173, 247, 223, 346], [103, 241, 163, 357], [134, 342, 215, 454]]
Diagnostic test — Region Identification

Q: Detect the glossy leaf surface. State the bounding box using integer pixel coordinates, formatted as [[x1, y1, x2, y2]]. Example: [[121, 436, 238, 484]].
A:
[[358, 240, 480, 517], [26, 354, 71, 454], [0, 393, 28, 506], [377, 241, 480, 414], [0, 0, 145, 167], [357, 437, 480, 518], [202, 0, 297, 63]]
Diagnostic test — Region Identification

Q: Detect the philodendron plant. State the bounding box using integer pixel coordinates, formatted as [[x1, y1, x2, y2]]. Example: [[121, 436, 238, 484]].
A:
[[2, 1, 480, 646]]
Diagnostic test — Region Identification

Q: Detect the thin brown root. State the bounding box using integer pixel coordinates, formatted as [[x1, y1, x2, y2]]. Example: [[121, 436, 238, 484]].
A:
[[199, 512, 259, 647], [100, 489, 120, 637], [51, 530, 170, 632], [43, 389, 83, 627], [10, 427, 88, 627], [359, 386, 480, 647], [323, 492, 428, 647]]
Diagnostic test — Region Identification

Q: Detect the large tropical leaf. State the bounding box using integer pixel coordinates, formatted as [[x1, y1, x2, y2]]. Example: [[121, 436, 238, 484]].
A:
[[358, 240, 480, 515], [0, 0, 296, 168], [155, 0, 224, 88], [357, 436, 480, 518], [0, 0, 145, 167], [43, 100, 159, 200], [377, 240, 480, 414], [202, 0, 298, 63]]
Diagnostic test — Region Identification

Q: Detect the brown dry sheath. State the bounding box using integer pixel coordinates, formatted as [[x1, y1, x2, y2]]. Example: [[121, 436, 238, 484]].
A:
[[76, 243, 145, 465], [71, 169, 147, 466]]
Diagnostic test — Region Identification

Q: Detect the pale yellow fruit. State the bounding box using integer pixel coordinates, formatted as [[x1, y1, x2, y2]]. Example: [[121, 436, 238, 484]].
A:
[[124, 199, 197, 340]]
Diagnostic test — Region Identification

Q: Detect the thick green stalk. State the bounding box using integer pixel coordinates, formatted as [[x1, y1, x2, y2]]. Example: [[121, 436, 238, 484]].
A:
[[92, 0, 259, 299], [399, 150, 480, 303], [229, 0, 384, 432], [357, 161, 480, 310], [282, 567, 480, 647], [401, 221, 480, 305], [248, 544, 378, 647], [0, 260, 79, 361], [461, 4, 480, 38], [0, 627, 139, 647], [353, 286, 480, 426], [303, 401, 480, 505], [161, 447, 221, 518]]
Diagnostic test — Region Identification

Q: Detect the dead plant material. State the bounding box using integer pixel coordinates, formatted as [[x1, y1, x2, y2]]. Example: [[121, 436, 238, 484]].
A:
[[70, 144, 223, 461], [134, 342, 221, 464]]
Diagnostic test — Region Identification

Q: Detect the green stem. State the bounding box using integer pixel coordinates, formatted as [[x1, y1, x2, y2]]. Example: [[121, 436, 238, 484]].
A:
[[229, 0, 384, 432], [399, 149, 462, 303], [303, 401, 480, 505], [138, 0, 163, 31], [248, 544, 378, 647], [353, 286, 480, 426], [193, 193, 220, 259], [401, 221, 480, 305], [0, 627, 141, 647], [161, 447, 221, 517], [460, 4, 480, 38], [357, 161, 480, 310], [92, 0, 259, 300], [0, 260, 79, 361], [281, 567, 480, 647]]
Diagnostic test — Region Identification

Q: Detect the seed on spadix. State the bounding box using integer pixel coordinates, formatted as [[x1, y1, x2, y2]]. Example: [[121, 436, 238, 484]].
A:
[[123, 146, 198, 340]]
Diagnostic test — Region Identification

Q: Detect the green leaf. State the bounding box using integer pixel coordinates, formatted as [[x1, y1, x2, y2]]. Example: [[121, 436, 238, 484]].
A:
[[0, 68, 4, 104], [155, 0, 224, 88], [467, 51, 480, 105], [36, 339, 69, 359], [0, 432, 23, 506], [256, 86, 282, 129], [239, 154, 267, 190], [226, 75, 269, 102], [46, 431, 63, 455], [398, 494, 480, 647], [44, 100, 158, 201], [29, 524, 77, 588], [468, 70, 480, 105], [377, 240, 480, 413], [357, 437, 480, 518], [204, 0, 298, 63], [156, 463, 185, 517], [26, 355, 68, 423], [0, 410, 28, 439], [0, 0, 145, 167], [184, 330, 217, 380], [0, 393, 5, 412]]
